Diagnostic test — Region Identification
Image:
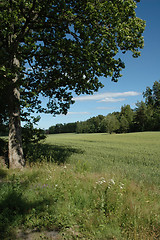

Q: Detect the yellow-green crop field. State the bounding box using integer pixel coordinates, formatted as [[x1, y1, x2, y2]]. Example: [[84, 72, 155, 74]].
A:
[[45, 132, 160, 186]]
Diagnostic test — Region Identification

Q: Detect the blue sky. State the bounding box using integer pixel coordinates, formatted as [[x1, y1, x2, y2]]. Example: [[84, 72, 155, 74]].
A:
[[37, 0, 160, 129]]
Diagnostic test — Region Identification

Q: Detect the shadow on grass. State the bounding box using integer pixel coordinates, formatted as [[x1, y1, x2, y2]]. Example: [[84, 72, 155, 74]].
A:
[[0, 186, 27, 239], [0, 137, 83, 166], [24, 143, 83, 165], [0, 143, 83, 238], [0, 174, 58, 240]]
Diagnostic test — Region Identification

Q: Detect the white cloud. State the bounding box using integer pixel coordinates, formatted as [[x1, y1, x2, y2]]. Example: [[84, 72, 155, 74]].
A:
[[67, 112, 90, 115], [73, 91, 141, 102], [96, 107, 117, 110], [99, 97, 125, 103]]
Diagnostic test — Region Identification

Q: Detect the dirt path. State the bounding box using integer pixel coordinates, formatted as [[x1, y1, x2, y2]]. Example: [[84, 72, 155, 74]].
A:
[[16, 229, 61, 240]]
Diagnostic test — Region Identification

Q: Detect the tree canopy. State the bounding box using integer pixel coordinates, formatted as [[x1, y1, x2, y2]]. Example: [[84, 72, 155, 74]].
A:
[[0, 0, 145, 168]]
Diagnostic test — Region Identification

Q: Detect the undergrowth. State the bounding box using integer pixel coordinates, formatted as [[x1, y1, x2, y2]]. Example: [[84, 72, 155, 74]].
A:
[[0, 132, 160, 239], [0, 163, 160, 239]]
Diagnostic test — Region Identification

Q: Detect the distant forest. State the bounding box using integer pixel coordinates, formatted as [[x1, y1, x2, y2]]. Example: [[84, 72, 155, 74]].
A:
[[48, 80, 160, 134], [0, 81, 160, 136]]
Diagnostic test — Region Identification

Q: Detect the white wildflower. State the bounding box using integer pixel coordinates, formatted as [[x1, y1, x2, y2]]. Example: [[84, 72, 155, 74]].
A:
[[109, 179, 115, 185], [96, 177, 106, 185], [119, 182, 124, 189]]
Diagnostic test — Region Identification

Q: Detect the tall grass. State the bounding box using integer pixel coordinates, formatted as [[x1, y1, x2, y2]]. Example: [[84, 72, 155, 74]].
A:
[[0, 132, 160, 239]]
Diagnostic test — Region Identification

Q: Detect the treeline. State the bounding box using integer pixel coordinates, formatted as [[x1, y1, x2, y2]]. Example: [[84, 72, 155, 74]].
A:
[[48, 80, 160, 134], [48, 122, 77, 134]]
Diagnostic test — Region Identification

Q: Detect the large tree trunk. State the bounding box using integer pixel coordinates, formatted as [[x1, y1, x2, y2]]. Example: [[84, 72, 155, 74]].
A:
[[7, 5, 25, 169], [8, 56, 25, 169], [8, 111, 25, 169]]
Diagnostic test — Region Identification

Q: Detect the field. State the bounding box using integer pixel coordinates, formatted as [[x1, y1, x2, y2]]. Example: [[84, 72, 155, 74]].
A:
[[0, 132, 160, 239], [45, 132, 160, 186]]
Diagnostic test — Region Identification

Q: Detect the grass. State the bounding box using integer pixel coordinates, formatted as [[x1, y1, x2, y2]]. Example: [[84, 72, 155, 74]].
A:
[[0, 132, 160, 239]]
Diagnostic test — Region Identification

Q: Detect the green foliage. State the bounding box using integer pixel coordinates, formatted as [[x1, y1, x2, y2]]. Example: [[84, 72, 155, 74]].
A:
[[21, 123, 49, 165], [144, 80, 160, 108], [22, 123, 46, 145], [0, 0, 145, 168], [134, 101, 149, 131], [0, 138, 7, 156], [142, 80, 160, 130], [0, 0, 145, 123], [0, 124, 8, 136], [103, 114, 120, 134], [119, 115, 130, 133], [49, 122, 77, 134]]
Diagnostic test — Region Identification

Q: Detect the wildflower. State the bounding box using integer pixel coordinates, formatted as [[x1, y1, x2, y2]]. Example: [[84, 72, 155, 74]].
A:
[[109, 179, 115, 185], [96, 177, 106, 185], [119, 183, 124, 189]]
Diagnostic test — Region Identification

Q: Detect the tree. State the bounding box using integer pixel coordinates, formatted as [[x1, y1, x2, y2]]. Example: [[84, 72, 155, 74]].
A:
[[85, 115, 105, 133], [119, 115, 129, 133], [119, 104, 134, 132], [76, 121, 83, 134], [0, 0, 145, 168], [143, 80, 160, 130], [101, 114, 119, 134], [133, 101, 148, 131], [48, 125, 56, 134], [100, 118, 108, 133], [143, 81, 160, 108], [120, 105, 134, 123]]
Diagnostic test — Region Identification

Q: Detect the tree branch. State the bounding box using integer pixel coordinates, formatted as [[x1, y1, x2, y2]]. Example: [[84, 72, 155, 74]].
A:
[[11, 0, 39, 51]]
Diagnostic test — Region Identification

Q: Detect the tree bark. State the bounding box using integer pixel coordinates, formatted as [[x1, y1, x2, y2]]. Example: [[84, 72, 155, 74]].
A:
[[6, 3, 25, 168], [8, 56, 25, 169]]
